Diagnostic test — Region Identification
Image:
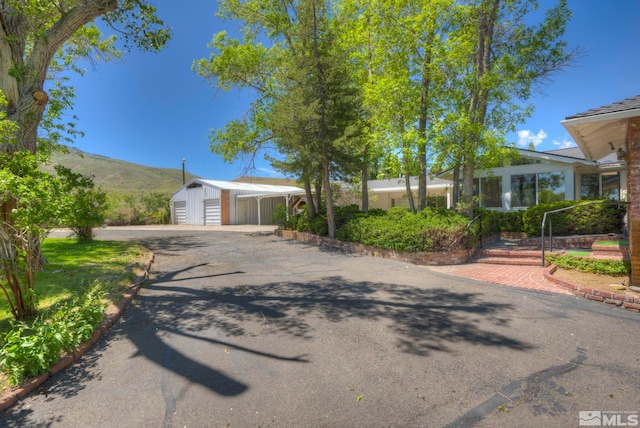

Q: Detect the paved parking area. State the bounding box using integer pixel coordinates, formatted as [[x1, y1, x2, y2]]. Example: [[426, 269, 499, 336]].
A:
[[4, 226, 639, 427]]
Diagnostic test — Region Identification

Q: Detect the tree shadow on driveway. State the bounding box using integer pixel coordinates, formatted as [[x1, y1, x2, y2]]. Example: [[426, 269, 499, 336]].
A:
[[129, 270, 533, 401]]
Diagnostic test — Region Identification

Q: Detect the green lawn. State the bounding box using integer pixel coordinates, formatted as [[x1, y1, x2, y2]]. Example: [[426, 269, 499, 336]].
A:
[[0, 238, 148, 332], [593, 241, 629, 246], [566, 251, 592, 257]]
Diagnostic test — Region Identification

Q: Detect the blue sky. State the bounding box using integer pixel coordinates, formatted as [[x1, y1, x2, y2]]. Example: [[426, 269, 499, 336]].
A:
[[63, 0, 640, 180]]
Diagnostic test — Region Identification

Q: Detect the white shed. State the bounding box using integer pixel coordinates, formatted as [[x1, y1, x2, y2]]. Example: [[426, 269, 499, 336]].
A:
[[170, 179, 305, 225]]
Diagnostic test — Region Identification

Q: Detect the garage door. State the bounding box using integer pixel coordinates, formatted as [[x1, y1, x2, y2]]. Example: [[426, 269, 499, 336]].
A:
[[204, 199, 221, 225], [174, 201, 187, 224]]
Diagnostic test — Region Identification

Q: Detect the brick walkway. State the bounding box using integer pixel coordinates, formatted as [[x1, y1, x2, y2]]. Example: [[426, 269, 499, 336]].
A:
[[427, 263, 573, 295]]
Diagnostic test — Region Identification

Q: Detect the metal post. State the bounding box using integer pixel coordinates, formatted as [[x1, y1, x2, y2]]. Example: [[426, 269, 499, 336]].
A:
[[182, 158, 186, 185], [549, 218, 553, 253]]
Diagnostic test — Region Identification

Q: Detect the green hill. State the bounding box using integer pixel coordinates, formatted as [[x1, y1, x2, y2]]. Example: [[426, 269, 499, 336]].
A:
[[44, 148, 200, 196]]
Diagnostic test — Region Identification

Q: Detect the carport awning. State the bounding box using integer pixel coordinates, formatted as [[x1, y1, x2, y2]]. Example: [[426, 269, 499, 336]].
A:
[[236, 190, 306, 200], [237, 190, 307, 225]]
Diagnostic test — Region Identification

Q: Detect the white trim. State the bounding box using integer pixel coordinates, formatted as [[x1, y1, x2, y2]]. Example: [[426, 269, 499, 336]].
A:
[[560, 108, 640, 127]]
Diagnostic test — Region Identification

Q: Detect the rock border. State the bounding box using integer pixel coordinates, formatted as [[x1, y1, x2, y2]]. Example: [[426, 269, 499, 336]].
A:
[[544, 265, 640, 312], [275, 229, 473, 265], [0, 253, 155, 413]]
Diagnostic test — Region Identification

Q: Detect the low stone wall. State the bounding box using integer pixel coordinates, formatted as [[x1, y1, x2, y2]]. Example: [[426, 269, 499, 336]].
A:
[[544, 266, 640, 312], [518, 234, 626, 249], [275, 229, 471, 265]]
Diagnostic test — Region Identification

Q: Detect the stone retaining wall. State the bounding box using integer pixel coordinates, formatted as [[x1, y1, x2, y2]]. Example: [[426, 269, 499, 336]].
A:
[[518, 234, 626, 249], [275, 229, 472, 265]]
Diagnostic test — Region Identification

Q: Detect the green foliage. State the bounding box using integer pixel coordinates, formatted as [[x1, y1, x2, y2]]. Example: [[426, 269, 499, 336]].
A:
[[54, 166, 107, 241], [271, 204, 290, 229], [499, 210, 525, 233], [523, 200, 626, 237], [0, 285, 106, 385], [105, 192, 170, 226], [546, 253, 630, 276], [473, 208, 502, 237], [0, 150, 108, 319], [337, 206, 468, 252]]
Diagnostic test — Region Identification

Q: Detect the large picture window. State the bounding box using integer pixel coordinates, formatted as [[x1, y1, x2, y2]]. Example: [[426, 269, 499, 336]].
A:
[[580, 173, 600, 200], [473, 176, 503, 208], [511, 174, 536, 207], [511, 172, 565, 207], [580, 172, 621, 201], [602, 172, 620, 200], [538, 172, 565, 204], [480, 176, 502, 208]]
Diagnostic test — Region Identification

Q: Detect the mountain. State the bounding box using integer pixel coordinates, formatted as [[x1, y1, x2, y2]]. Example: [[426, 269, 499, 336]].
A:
[[44, 148, 200, 195], [43, 148, 299, 196]]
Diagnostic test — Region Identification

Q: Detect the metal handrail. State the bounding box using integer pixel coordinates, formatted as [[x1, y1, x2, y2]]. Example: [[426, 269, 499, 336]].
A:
[[540, 201, 628, 266], [465, 213, 483, 262]]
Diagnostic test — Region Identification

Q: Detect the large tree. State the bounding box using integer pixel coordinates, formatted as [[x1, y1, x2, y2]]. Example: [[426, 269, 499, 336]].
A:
[[0, 0, 170, 154], [0, 0, 170, 319], [195, 0, 362, 238], [436, 0, 577, 217]]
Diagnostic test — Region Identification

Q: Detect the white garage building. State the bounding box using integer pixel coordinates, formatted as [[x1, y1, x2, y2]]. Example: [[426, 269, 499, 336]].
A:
[[170, 179, 305, 226]]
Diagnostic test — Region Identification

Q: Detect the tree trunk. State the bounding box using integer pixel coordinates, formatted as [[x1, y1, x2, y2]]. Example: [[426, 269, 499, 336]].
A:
[[417, 28, 435, 211], [323, 160, 336, 238], [303, 178, 316, 219], [361, 143, 369, 213], [461, 0, 500, 219]]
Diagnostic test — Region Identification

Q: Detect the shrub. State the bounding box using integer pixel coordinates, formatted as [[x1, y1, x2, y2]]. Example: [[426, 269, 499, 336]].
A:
[[337, 207, 468, 252], [0, 285, 106, 385], [499, 210, 524, 233], [546, 253, 630, 276], [523, 200, 626, 237]]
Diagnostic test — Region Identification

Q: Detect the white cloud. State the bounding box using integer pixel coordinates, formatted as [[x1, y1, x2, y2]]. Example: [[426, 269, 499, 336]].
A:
[[516, 129, 548, 148], [552, 137, 576, 149]]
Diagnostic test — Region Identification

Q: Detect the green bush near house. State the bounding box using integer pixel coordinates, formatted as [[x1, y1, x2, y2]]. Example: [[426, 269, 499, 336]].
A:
[[336, 206, 469, 252], [499, 210, 525, 233], [523, 200, 626, 237]]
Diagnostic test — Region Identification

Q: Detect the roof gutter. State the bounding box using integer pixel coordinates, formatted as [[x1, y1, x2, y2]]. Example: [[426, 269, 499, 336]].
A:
[[561, 108, 640, 127]]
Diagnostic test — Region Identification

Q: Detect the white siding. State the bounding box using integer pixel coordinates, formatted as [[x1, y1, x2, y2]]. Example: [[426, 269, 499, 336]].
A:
[[173, 201, 187, 224], [204, 199, 221, 225]]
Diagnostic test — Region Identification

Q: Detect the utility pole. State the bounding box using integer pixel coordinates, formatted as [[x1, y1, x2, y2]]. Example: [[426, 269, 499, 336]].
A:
[[182, 158, 186, 185]]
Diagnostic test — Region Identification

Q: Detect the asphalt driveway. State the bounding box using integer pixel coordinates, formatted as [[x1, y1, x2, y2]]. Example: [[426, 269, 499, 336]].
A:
[[3, 226, 639, 427]]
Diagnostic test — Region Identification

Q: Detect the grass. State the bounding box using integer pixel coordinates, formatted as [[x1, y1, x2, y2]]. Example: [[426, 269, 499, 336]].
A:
[[566, 251, 592, 257], [594, 240, 628, 246], [0, 238, 149, 332]]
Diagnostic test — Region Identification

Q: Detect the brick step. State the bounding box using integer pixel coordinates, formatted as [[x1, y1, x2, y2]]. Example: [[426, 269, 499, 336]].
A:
[[471, 256, 545, 266], [475, 248, 543, 258]]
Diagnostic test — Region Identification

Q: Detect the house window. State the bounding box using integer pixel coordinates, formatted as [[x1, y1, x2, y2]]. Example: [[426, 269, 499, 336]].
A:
[[511, 174, 536, 207], [580, 173, 600, 199], [479, 176, 502, 208], [538, 172, 565, 204], [511, 172, 565, 207], [580, 172, 621, 200], [602, 172, 620, 200]]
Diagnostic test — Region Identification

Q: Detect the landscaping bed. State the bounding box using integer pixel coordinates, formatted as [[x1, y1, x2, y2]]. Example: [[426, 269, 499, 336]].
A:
[[551, 268, 639, 298]]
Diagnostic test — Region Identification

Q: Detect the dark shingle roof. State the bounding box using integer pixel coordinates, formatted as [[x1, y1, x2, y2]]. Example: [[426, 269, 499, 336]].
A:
[[565, 94, 640, 119], [542, 147, 585, 159], [543, 147, 619, 164]]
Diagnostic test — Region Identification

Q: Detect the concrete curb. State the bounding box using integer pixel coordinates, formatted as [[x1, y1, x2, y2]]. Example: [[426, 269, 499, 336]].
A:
[[544, 264, 640, 312], [0, 253, 155, 413]]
